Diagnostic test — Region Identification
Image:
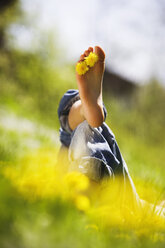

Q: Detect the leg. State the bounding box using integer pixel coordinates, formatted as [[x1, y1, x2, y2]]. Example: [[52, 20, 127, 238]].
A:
[[68, 46, 105, 130]]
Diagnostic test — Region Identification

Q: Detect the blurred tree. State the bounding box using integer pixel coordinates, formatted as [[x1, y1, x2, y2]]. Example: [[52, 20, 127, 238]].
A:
[[0, 0, 21, 50], [0, 0, 17, 10]]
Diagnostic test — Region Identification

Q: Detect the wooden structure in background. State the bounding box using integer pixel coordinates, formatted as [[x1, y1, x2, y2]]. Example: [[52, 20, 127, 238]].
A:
[[103, 69, 138, 96]]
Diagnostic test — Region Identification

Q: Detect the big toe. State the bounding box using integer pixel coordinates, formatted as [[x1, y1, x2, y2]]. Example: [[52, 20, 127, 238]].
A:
[[94, 46, 105, 62]]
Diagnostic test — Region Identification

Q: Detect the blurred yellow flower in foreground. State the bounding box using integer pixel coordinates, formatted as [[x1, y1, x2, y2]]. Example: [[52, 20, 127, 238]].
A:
[[2, 148, 165, 242], [85, 52, 98, 67], [76, 61, 89, 75], [65, 171, 89, 192], [75, 194, 90, 212]]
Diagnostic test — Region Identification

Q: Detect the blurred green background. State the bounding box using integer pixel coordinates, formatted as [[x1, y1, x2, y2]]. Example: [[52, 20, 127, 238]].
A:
[[0, 0, 165, 247]]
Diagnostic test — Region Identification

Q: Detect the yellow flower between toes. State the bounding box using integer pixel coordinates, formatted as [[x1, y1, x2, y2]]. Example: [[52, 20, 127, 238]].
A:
[[76, 61, 89, 75], [85, 52, 98, 67], [76, 52, 98, 75]]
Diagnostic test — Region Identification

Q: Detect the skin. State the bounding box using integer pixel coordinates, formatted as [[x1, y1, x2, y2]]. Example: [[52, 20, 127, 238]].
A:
[[68, 46, 105, 130]]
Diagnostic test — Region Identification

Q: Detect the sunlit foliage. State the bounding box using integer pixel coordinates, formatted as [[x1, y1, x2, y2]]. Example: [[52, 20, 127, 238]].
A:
[[0, 1, 165, 247]]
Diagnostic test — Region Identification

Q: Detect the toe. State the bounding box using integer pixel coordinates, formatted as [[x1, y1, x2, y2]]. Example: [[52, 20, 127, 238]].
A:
[[84, 49, 90, 57], [79, 54, 85, 61], [88, 47, 93, 52], [94, 46, 105, 62]]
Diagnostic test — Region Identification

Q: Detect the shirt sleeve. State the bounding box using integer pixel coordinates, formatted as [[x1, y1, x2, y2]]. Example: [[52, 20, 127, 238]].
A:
[[58, 89, 80, 134]]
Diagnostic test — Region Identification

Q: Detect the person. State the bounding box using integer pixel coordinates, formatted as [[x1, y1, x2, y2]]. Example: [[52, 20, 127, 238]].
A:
[[57, 46, 141, 210], [58, 46, 165, 217]]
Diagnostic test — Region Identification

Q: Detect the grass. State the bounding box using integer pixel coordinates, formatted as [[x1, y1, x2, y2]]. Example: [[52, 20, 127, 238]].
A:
[[0, 48, 165, 248]]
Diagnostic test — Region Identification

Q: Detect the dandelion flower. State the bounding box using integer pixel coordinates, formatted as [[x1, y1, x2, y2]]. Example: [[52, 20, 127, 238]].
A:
[[85, 52, 98, 67], [76, 61, 89, 75], [65, 172, 89, 191], [75, 194, 90, 212]]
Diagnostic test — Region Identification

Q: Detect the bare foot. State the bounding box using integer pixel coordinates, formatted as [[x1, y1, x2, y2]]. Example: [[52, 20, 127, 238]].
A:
[[76, 46, 105, 127]]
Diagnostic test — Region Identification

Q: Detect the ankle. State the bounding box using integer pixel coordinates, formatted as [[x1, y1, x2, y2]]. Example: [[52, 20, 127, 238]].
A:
[[83, 102, 104, 128]]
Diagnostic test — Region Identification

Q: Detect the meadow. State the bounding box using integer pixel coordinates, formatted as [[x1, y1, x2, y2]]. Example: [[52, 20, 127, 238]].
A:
[[0, 45, 165, 248]]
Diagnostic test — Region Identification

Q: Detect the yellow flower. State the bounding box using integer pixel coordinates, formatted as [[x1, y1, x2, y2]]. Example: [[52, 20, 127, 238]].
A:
[[76, 52, 98, 75], [85, 52, 98, 67], [75, 194, 90, 212], [65, 172, 89, 192], [76, 61, 89, 75]]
